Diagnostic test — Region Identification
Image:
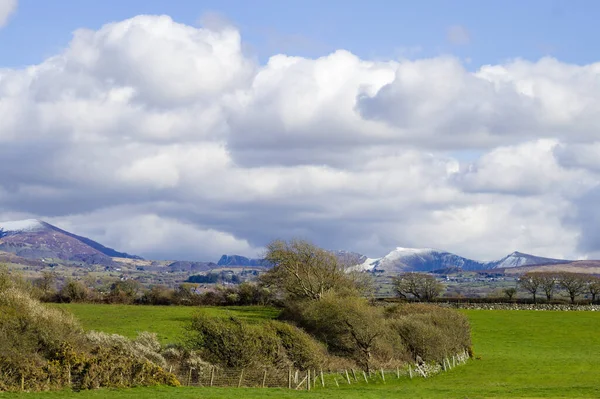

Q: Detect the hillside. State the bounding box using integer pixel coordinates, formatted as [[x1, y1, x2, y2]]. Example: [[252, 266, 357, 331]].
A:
[[355, 248, 571, 273], [0, 219, 141, 267]]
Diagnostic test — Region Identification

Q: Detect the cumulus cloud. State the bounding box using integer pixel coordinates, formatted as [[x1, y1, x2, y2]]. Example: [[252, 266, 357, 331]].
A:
[[0, 0, 16, 28], [1, 14, 600, 261]]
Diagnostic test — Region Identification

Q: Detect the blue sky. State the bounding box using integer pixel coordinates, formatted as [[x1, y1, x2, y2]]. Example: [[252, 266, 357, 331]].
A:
[[1, 0, 599, 68]]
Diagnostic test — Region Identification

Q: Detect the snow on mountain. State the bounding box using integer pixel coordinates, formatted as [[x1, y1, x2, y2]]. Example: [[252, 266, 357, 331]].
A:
[[490, 251, 567, 269], [354, 247, 571, 274], [0, 219, 47, 234]]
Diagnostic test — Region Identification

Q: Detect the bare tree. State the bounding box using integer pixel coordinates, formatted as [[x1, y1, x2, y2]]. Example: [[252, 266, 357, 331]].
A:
[[587, 275, 600, 303], [538, 272, 558, 301], [503, 287, 517, 300], [393, 272, 444, 302], [557, 272, 587, 304], [518, 273, 542, 303], [260, 239, 361, 301]]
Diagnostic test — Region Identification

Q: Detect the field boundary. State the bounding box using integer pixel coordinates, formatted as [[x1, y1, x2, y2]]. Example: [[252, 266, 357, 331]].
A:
[[173, 350, 470, 390]]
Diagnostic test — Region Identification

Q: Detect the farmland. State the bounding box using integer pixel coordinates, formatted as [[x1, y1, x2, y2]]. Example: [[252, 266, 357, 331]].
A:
[[8, 305, 600, 398]]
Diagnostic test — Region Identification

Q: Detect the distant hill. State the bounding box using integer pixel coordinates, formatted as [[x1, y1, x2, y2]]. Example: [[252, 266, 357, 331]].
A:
[[0, 219, 141, 267], [354, 247, 571, 273], [217, 255, 271, 267]]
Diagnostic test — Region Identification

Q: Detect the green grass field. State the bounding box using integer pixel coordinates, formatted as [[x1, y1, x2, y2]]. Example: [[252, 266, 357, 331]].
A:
[[10, 306, 600, 398], [51, 303, 280, 344]]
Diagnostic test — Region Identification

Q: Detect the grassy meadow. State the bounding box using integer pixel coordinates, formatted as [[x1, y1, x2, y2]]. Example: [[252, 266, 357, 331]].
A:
[[51, 303, 279, 344], [10, 305, 600, 398]]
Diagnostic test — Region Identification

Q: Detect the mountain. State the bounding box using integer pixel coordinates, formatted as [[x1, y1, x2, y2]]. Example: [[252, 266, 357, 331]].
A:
[[217, 255, 270, 267], [490, 251, 568, 269], [167, 261, 216, 273], [0, 219, 141, 266], [217, 250, 368, 269], [355, 247, 571, 273]]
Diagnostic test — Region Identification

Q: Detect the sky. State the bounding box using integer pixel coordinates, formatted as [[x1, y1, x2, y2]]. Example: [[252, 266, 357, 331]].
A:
[[1, 0, 600, 262]]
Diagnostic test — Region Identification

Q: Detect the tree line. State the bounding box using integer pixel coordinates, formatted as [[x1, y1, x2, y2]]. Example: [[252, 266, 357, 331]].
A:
[[517, 271, 600, 304]]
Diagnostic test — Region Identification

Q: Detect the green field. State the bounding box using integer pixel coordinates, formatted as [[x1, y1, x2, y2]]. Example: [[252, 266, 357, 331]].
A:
[[51, 303, 279, 344], [10, 305, 600, 398]]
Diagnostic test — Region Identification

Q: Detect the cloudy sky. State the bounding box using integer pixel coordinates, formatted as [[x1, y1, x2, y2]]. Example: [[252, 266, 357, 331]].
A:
[[1, 0, 600, 262]]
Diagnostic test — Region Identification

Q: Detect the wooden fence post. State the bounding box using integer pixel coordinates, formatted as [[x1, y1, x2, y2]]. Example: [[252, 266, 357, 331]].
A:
[[237, 369, 244, 388], [262, 369, 267, 388], [187, 368, 192, 386], [351, 368, 357, 381], [288, 368, 292, 389], [409, 365, 413, 379], [307, 370, 310, 391], [334, 377, 339, 387], [380, 368, 385, 383], [362, 371, 368, 383], [210, 366, 215, 387], [396, 366, 400, 379], [320, 369, 325, 387], [345, 369, 351, 384]]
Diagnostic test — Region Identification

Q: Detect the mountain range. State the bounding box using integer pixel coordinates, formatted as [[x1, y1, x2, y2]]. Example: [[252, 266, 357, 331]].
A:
[[0, 219, 581, 274], [352, 247, 570, 273]]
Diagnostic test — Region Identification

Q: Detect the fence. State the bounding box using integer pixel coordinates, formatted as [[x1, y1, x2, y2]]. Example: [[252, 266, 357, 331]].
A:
[[175, 350, 470, 390]]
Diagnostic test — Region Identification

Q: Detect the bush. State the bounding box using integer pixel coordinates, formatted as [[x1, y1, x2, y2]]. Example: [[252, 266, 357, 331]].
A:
[[385, 303, 471, 362], [281, 294, 400, 371], [0, 272, 178, 392], [266, 321, 327, 370], [188, 312, 282, 368]]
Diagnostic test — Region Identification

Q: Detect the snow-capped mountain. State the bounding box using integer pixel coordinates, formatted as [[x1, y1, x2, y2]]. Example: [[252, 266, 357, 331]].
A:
[[0, 219, 141, 266], [355, 247, 570, 273], [490, 251, 567, 269]]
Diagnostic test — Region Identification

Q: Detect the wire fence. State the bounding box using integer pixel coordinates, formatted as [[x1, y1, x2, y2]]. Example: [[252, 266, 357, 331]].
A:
[[174, 350, 470, 390]]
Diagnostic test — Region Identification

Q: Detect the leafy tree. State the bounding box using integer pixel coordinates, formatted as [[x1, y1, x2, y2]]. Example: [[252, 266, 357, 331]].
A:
[[392, 272, 444, 301], [107, 279, 140, 304], [59, 278, 89, 302], [260, 239, 362, 301], [518, 272, 542, 303], [557, 272, 587, 304]]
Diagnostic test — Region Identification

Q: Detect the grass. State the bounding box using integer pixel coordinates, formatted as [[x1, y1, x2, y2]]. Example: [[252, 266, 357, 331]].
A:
[[51, 303, 280, 344], [9, 307, 600, 398]]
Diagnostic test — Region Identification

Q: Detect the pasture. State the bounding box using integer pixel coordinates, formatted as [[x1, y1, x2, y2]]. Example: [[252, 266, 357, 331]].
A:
[[10, 306, 600, 398]]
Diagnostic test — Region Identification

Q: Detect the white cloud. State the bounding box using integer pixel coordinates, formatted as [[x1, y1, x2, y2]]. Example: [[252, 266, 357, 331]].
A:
[[2, 15, 600, 261], [0, 0, 16, 28]]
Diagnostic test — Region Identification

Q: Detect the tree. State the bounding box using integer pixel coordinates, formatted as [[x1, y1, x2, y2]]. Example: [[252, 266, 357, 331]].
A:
[[260, 239, 361, 301], [291, 294, 386, 371], [587, 275, 600, 303], [393, 272, 444, 302], [59, 278, 89, 302], [503, 287, 517, 300], [538, 272, 558, 301], [557, 272, 587, 304], [518, 273, 542, 303], [34, 271, 58, 297]]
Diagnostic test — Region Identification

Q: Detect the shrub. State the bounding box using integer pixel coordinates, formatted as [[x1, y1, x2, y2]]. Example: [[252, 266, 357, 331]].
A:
[[0, 273, 178, 392], [266, 321, 327, 370], [385, 303, 471, 362], [282, 294, 397, 371], [188, 312, 282, 368]]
